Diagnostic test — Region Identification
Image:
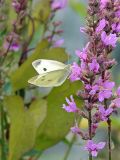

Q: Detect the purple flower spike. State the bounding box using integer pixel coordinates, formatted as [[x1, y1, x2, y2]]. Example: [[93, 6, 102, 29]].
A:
[[63, 95, 78, 112], [85, 140, 106, 157]]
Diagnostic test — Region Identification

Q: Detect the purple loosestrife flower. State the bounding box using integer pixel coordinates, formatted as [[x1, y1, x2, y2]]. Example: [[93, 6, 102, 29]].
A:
[[71, 126, 81, 134], [75, 49, 87, 61], [10, 43, 20, 52], [101, 31, 118, 47], [112, 98, 120, 108], [90, 80, 115, 102], [12, 1, 20, 12], [63, 95, 78, 112], [116, 23, 120, 32], [98, 80, 115, 102], [96, 19, 107, 33], [112, 23, 120, 33], [75, 43, 89, 61], [80, 27, 87, 33], [4, 42, 20, 52], [51, 0, 67, 10], [100, 0, 109, 9], [88, 59, 100, 73], [115, 10, 120, 18], [85, 140, 106, 157], [3, 32, 21, 52], [91, 123, 98, 135], [53, 39, 64, 47], [111, 86, 120, 108], [69, 62, 81, 82], [12, 0, 27, 13], [98, 105, 113, 121]]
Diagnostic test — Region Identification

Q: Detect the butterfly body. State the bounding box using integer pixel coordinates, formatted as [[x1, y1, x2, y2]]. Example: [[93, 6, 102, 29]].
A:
[[28, 59, 71, 87]]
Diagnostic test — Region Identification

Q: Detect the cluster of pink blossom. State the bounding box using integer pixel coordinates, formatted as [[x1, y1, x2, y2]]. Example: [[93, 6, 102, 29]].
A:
[[3, 0, 28, 53], [51, 0, 68, 11], [63, 0, 120, 158]]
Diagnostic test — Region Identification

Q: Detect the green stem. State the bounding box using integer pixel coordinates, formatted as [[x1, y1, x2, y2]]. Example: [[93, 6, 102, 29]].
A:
[[104, 100, 112, 160], [107, 118, 112, 160], [63, 135, 76, 160], [0, 103, 6, 160], [88, 110, 92, 160]]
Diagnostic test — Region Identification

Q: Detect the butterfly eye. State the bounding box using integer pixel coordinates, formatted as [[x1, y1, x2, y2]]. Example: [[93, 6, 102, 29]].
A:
[[43, 68, 47, 71]]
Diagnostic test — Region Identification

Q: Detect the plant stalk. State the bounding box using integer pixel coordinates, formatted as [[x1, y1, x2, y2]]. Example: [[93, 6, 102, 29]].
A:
[[0, 103, 6, 160], [63, 135, 76, 160], [88, 110, 92, 160], [107, 118, 112, 160]]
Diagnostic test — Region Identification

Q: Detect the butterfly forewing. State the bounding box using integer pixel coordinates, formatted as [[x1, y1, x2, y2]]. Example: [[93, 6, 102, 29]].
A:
[[32, 59, 67, 74]]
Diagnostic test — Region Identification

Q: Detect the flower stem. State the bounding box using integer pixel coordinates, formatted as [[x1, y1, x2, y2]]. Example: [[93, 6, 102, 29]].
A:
[[88, 110, 92, 160], [0, 103, 6, 160], [63, 135, 76, 160], [107, 118, 112, 160]]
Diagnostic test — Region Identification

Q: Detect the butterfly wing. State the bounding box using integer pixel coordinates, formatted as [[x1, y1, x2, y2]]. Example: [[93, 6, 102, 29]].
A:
[[28, 65, 71, 87], [32, 59, 67, 74]]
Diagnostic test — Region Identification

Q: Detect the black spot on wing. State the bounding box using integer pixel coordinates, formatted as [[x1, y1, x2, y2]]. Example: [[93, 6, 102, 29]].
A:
[[34, 61, 41, 67], [43, 68, 47, 71]]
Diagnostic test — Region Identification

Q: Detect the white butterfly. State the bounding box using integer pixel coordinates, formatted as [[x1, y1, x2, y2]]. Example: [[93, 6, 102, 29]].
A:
[[28, 59, 71, 87]]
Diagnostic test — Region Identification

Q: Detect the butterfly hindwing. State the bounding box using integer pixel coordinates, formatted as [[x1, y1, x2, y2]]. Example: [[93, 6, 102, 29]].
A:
[[28, 65, 71, 87]]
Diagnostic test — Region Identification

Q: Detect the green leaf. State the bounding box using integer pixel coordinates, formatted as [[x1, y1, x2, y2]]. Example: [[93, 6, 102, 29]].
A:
[[69, 0, 86, 17], [40, 47, 68, 62], [4, 96, 47, 160], [35, 80, 83, 150], [32, 0, 51, 22], [10, 39, 68, 91]]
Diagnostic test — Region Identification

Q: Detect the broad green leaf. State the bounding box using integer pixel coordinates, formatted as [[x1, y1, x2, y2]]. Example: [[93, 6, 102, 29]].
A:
[[35, 80, 83, 150], [40, 47, 68, 62], [4, 96, 47, 160], [70, 0, 86, 17], [10, 40, 68, 91]]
